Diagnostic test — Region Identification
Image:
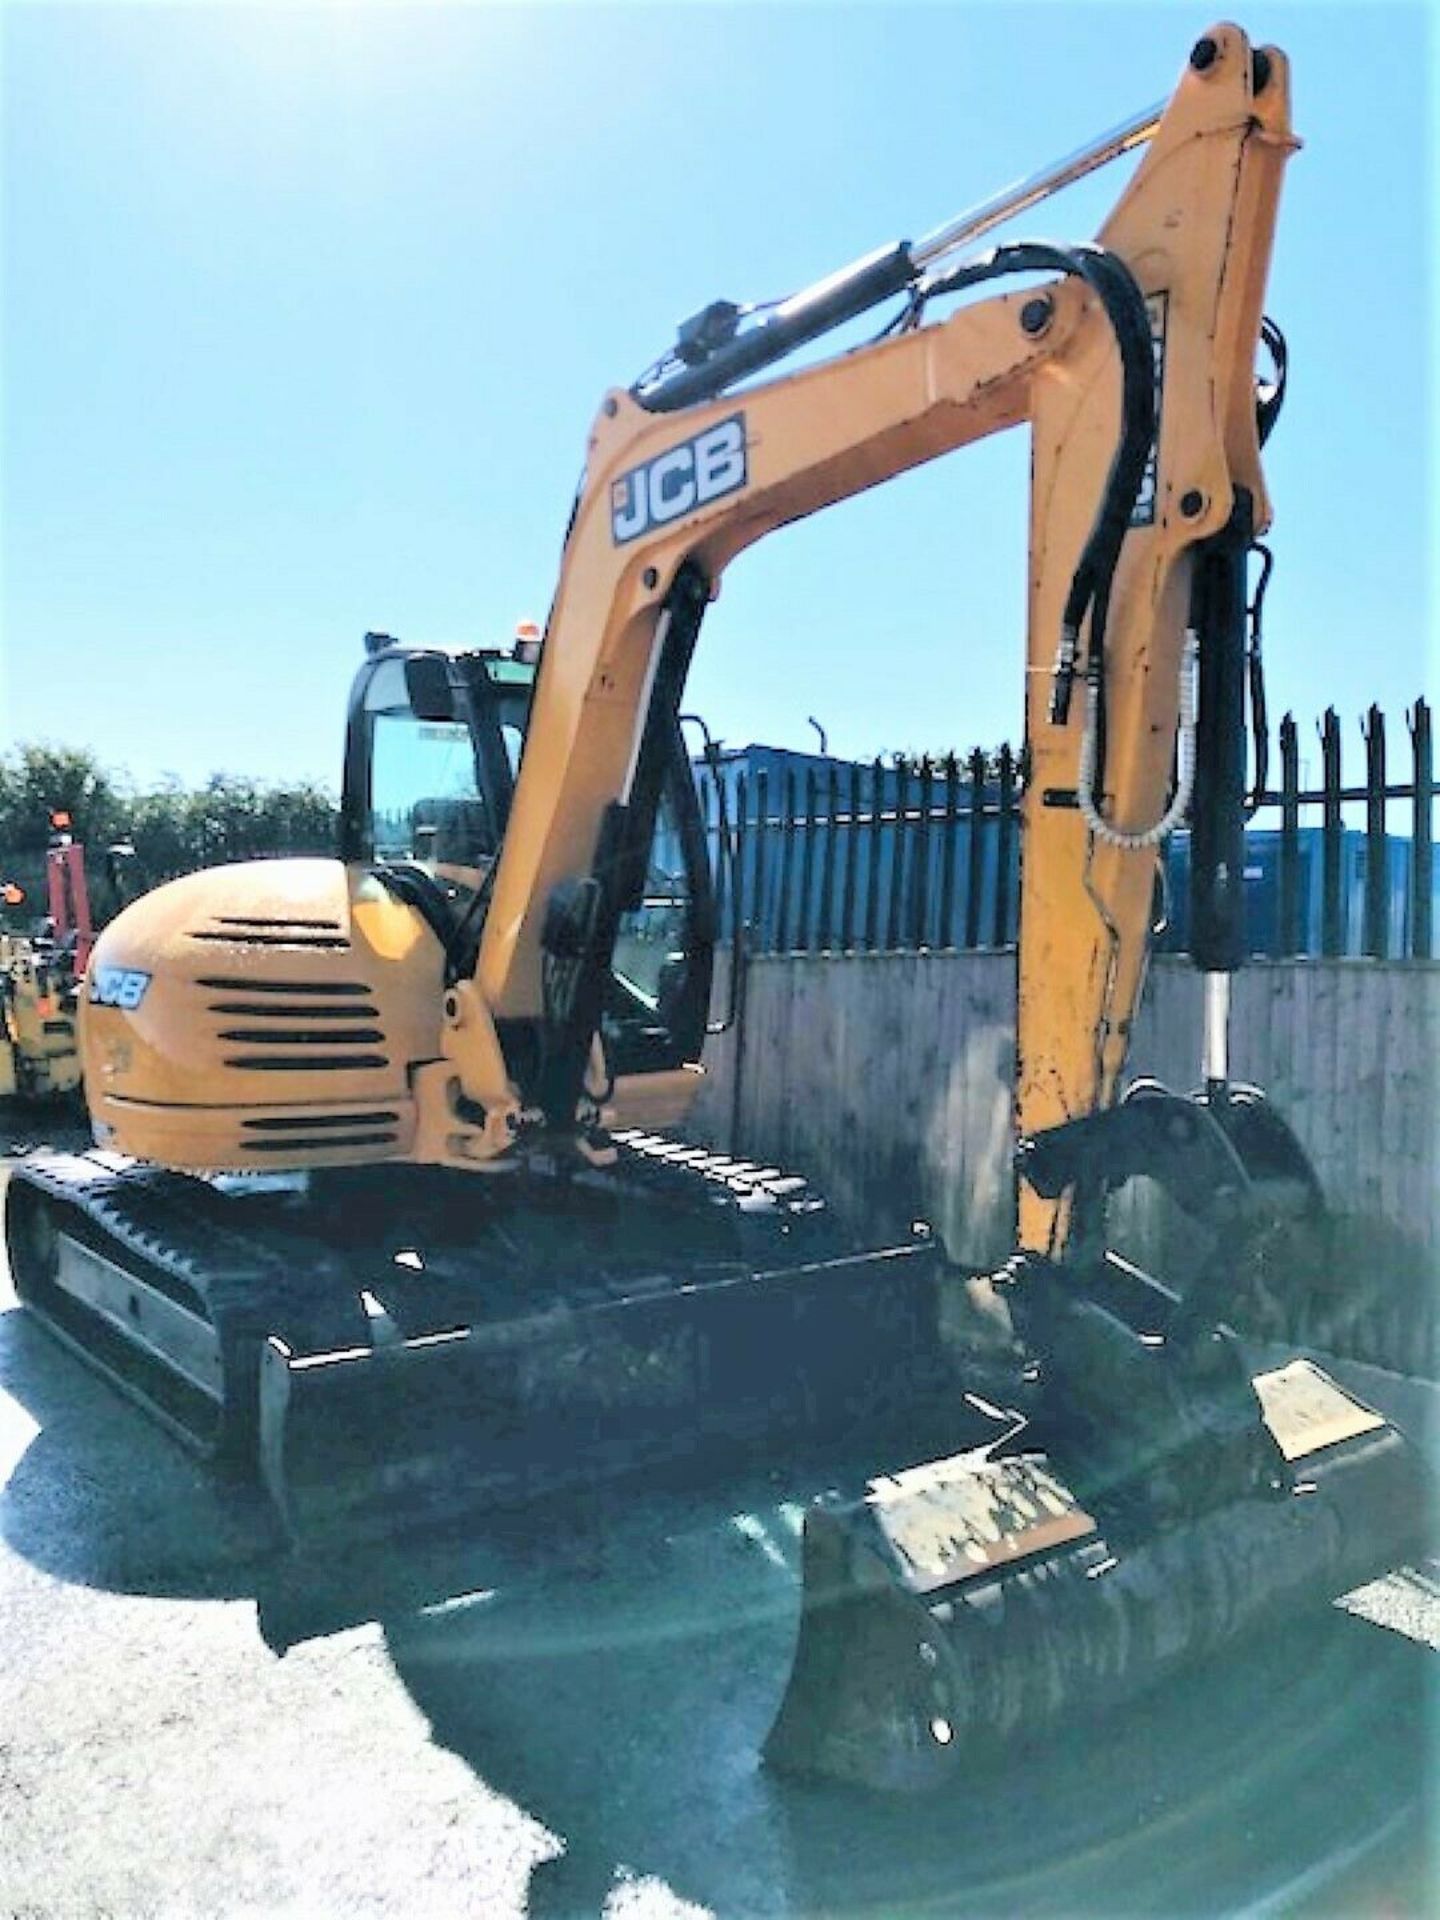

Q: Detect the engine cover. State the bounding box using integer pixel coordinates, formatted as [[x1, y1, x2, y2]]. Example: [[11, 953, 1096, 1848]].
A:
[[82, 859, 445, 1170]]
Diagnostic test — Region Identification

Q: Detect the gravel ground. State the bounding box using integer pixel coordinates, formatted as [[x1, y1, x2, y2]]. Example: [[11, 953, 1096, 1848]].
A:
[[1, 1137, 1436, 1919]]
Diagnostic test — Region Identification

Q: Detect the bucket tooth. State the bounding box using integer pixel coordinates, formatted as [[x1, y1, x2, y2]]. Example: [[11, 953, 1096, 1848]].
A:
[[765, 1362, 1428, 1793]]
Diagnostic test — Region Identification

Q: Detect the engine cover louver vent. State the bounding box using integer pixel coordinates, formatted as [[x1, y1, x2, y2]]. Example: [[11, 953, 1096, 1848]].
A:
[[189, 915, 350, 951], [198, 977, 391, 1075], [238, 1111, 401, 1153]]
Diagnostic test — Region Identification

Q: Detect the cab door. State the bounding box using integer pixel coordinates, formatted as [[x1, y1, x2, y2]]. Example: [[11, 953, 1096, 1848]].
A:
[[603, 734, 716, 1078]]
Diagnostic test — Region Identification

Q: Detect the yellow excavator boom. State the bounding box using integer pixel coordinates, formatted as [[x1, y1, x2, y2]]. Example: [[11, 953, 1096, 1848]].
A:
[[445, 22, 1295, 1268]]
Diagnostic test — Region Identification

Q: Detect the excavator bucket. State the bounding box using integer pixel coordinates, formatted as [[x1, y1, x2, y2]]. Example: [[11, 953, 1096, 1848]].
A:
[[6, 1146, 953, 1555], [766, 1362, 1427, 1792]]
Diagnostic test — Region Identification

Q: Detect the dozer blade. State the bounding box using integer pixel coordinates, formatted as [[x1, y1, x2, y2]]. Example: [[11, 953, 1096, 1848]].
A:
[[765, 1361, 1428, 1792], [260, 1238, 947, 1548]]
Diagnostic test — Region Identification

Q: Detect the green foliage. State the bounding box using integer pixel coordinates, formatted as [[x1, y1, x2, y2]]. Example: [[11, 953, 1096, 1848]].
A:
[[127, 773, 337, 879], [0, 741, 338, 929], [0, 743, 126, 856]]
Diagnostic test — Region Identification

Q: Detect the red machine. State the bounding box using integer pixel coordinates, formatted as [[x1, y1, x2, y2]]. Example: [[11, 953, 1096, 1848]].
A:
[[44, 812, 96, 972]]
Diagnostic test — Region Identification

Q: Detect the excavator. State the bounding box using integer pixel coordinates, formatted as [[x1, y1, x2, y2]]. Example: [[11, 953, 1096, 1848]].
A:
[[4, 23, 1423, 1790]]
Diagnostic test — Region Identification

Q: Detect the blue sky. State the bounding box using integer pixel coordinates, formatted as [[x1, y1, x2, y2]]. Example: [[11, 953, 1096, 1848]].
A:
[[1, 1, 1433, 790]]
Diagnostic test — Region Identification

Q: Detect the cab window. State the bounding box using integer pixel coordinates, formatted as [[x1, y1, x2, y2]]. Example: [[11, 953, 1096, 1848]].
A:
[[364, 659, 498, 874], [603, 765, 711, 1074]]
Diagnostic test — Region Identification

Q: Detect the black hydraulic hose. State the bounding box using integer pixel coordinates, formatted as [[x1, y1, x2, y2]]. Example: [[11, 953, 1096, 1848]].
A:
[[1245, 323, 1285, 815], [923, 240, 1156, 687], [637, 236, 1154, 748], [1064, 247, 1157, 645], [631, 238, 1155, 839], [1256, 316, 1287, 448], [441, 860, 498, 988], [1245, 541, 1274, 816]]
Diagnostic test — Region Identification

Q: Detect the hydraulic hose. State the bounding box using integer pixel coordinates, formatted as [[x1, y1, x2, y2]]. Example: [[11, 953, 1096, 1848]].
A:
[[1077, 628, 1199, 848], [921, 240, 1157, 708]]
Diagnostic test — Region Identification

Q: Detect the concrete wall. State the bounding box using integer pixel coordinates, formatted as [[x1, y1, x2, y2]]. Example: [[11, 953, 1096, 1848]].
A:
[[690, 952, 1440, 1278]]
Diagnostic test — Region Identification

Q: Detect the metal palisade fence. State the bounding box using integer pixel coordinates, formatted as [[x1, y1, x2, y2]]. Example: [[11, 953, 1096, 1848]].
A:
[[695, 699, 1435, 963]]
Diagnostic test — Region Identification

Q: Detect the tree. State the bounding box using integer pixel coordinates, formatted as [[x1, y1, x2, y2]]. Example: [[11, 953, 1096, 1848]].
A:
[[0, 743, 339, 928], [0, 743, 125, 856]]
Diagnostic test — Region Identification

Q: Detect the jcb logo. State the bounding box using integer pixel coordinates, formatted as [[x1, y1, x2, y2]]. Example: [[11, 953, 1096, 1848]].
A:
[[610, 414, 747, 545], [90, 966, 151, 1011]]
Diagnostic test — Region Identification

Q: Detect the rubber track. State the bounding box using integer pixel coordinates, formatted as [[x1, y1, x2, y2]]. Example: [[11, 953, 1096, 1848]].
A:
[[13, 1152, 289, 1327], [8, 1132, 855, 1458], [608, 1129, 836, 1243]]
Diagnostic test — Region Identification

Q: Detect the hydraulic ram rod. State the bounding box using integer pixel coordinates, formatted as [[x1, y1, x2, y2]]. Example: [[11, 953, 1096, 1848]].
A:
[[911, 98, 1163, 277], [637, 97, 1162, 412]]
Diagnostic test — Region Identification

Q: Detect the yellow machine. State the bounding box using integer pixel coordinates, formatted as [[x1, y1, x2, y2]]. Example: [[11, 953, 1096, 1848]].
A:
[[0, 932, 83, 1103], [5, 25, 1421, 1788], [0, 818, 95, 1103]]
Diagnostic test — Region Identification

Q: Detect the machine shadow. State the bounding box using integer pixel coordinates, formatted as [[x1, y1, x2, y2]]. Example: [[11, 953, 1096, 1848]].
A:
[[5, 1299, 1436, 1918], [378, 1485, 1439, 1919], [0, 1111, 92, 1160], [0, 1301, 279, 1597]]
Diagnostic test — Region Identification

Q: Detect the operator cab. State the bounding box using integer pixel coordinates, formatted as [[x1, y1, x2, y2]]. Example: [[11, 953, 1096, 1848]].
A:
[[339, 636, 715, 1081], [342, 648, 527, 896]]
